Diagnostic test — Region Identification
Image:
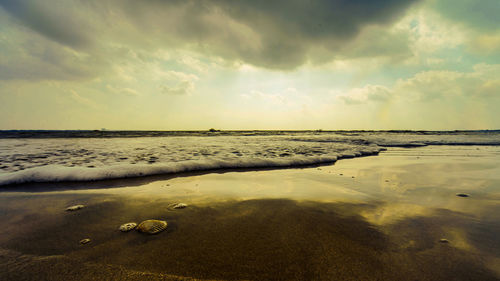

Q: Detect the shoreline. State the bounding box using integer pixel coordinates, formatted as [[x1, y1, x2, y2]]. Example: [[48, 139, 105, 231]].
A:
[[1, 143, 498, 193], [0, 150, 385, 187], [0, 149, 386, 191]]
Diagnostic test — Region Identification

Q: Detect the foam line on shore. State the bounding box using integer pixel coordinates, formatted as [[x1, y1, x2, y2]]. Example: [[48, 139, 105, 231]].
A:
[[0, 150, 384, 186]]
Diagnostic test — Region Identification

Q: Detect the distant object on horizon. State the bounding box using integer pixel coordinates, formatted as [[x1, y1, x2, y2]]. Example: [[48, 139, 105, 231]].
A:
[[209, 128, 220, 132]]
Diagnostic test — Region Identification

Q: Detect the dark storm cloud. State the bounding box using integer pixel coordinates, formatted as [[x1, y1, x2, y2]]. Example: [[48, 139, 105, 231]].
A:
[[0, 0, 92, 48], [212, 0, 416, 38], [0, 41, 100, 81], [124, 0, 421, 69], [0, 0, 420, 75]]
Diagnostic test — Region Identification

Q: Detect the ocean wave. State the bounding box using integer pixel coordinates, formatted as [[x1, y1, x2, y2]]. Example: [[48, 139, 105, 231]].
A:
[[0, 148, 387, 185], [1, 130, 499, 185], [0, 136, 382, 173]]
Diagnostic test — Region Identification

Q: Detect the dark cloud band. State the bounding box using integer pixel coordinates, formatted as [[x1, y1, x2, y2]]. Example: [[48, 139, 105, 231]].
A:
[[0, 0, 419, 72]]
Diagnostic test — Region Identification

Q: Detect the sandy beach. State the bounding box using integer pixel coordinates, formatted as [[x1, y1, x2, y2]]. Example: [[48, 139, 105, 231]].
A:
[[1, 146, 499, 280], [2, 0, 499, 278]]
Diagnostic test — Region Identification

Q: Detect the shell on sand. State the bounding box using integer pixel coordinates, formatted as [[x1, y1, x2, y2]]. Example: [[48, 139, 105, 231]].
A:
[[119, 222, 137, 232], [173, 203, 188, 209], [66, 205, 85, 211], [80, 238, 91, 244], [137, 220, 167, 234]]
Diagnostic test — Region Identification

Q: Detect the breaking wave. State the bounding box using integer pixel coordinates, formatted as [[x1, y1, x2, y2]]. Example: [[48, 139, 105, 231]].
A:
[[1, 130, 499, 186], [0, 151, 382, 185]]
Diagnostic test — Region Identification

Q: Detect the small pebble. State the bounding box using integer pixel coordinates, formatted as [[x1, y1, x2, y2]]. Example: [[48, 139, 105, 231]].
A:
[[173, 203, 188, 209], [456, 193, 470, 197], [80, 238, 91, 244], [66, 205, 85, 211], [119, 222, 137, 232]]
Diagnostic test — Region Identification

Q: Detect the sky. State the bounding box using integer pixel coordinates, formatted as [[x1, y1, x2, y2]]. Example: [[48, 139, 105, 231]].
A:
[[0, 0, 498, 130]]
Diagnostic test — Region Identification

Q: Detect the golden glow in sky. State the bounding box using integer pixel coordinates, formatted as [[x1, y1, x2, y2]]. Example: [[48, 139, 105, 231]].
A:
[[0, 0, 499, 130]]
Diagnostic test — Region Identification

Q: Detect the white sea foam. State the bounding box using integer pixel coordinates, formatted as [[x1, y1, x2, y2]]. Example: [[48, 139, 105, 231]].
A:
[[0, 154, 358, 185], [0, 131, 498, 185]]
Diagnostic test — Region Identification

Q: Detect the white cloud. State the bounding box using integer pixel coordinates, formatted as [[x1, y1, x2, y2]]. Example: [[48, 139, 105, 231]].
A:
[[337, 63, 500, 104], [69, 90, 100, 109], [249, 90, 287, 104], [160, 80, 195, 96], [106, 85, 139, 96], [243, 87, 312, 108], [336, 85, 392, 104], [467, 33, 500, 55], [156, 70, 199, 83], [406, 10, 465, 55], [151, 68, 198, 96]]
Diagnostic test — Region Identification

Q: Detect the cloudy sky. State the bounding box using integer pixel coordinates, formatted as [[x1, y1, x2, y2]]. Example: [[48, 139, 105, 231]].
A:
[[0, 0, 498, 130]]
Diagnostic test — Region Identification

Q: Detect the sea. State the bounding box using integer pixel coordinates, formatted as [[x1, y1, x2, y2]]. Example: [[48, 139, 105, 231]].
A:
[[1, 130, 499, 186]]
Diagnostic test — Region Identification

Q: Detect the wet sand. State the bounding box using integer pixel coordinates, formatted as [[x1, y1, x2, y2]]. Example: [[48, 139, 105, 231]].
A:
[[0, 146, 499, 280]]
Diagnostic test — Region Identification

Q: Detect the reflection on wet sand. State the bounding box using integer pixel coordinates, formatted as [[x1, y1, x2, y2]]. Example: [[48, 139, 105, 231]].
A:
[[0, 196, 498, 280], [360, 203, 433, 225], [0, 146, 499, 280]]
